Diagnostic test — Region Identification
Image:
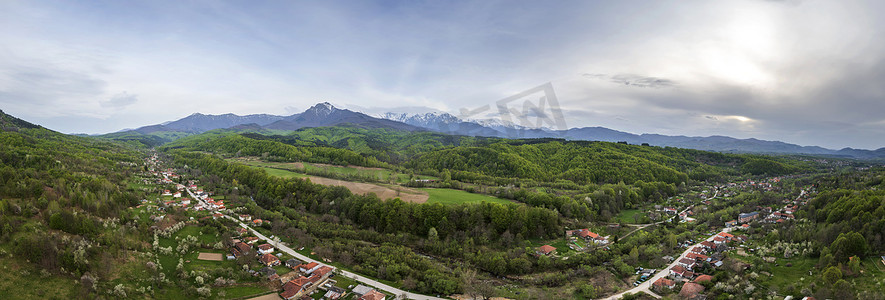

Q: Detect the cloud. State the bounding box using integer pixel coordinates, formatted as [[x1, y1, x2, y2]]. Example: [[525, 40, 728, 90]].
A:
[[582, 73, 677, 88], [100, 92, 138, 109]]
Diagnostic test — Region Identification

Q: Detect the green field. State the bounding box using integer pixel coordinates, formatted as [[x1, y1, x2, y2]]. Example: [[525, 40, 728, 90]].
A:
[[262, 167, 309, 179], [614, 209, 646, 224], [229, 158, 436, 183], [420, 188, 514, 205]]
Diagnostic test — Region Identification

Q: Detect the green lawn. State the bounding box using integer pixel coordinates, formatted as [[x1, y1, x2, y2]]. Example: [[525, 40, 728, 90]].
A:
[[218, 286, 273, 299], [0, 257, 79, 299], [262, 167, 309, 179], [758, 257, 816, 292], [614, 209, 647, 224], [420, 188, 514, 205], [549, 239, 572, 254]]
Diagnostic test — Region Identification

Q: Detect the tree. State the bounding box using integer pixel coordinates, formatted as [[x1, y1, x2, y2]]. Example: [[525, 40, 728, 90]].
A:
[[575, 284, 597, 299], [428, 227, 438, 243], [830, 232, 868, 262], [822, 266, 842, 285]]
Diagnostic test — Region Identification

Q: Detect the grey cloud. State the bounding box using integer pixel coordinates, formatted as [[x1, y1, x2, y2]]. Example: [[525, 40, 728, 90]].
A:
[[582, 73, 678, 88], [101, 92, 138, 109], [0, 64, 106, 106]]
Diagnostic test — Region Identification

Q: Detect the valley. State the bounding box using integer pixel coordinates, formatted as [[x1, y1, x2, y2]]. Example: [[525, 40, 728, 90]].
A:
[[1, 108, 883, 300]]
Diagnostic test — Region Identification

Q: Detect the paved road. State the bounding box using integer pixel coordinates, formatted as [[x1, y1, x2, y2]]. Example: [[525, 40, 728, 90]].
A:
[[603, 227, 733, 300], [223, 215, 447, 300]]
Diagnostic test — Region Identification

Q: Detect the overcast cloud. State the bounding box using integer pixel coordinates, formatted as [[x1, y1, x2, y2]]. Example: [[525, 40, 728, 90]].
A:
[[1, 0, 883, 149]]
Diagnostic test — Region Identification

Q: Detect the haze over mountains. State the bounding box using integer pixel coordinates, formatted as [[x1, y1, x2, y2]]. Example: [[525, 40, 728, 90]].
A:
[[112, 103, 885, 159]]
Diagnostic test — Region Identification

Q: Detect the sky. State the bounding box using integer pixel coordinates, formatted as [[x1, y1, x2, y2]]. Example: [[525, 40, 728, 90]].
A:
[[1, 0, 884, 149]]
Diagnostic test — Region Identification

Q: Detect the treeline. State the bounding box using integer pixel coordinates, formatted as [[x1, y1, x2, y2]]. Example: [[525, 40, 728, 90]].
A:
[[171, 151, 563, 240], [164, 131, 389, 168], [406, 142, 694, 185]]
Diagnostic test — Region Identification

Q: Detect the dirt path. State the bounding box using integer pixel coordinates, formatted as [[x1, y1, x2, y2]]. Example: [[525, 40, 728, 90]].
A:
[[305, 176, 429, 204], [197, 253, 223, 261]]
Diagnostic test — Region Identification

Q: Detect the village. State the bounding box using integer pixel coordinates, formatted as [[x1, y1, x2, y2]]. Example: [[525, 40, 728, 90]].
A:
[[526, 175, 822, 299], [140, 153, 397, 300]]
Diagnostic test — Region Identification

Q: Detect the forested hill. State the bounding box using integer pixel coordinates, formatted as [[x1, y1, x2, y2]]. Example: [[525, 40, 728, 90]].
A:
[[0, 111, 145, 290], [164, 126, 812, 185]]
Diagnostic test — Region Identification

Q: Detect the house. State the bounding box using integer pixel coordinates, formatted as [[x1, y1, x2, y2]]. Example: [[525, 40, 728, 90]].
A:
[[686, 252, 710, 262], [299, 262, 320, 274], [718, 232, 735, 240], [237, 227, 248, 235], [352, 285, 374, 297], [537, 245, 556, 256], [567, 228, 608, 244], [653, 277, 676, 291], [257, 243, 274, 255], [679, 282, 706, 300], [678, 257, 697, 270], [725, 220, 737, 227], [244, 237, 260, 244], [358, 290, 386, 300], [238, 214, 252, 221], [741, 224, 750, 229], [234, 242, 251, 255], [312, 266, 333, 279], [212, 213, 223, 219], [700, 241, 715, 249], [738, 211, 759, 223], [690, 247, 706, 255], [173, 192, 182, 198], [323, 287, 345, 300], [286, 258, 303, 269], [712, 236, 727, 245], [663, 207, 678, 214], [694, 274, 714, 283], [669, 265, 688, 279], [281, 277, 312, 300], [260, 253, 281, 266]]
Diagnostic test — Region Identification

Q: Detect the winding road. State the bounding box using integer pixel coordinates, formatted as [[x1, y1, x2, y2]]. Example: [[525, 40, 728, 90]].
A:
[[603, 227, 733, 300]]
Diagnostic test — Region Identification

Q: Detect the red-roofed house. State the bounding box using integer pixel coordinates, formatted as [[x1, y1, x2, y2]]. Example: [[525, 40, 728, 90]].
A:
[[679, 257, 697, 270], [686, 252, 710, 262], [260, 253, 281, 267], [358, 290, 386, 300], [669, 265, 688, 279], [257, 243, 274, 255], [253, 219, 263, 226], [713, 236, 727, 245], [312, 266, 333, 279], [653, 277, 676, 292], [234, 242, 251, 256], [299, 262, 320, 274], [281, 277, 311, 300], [700, 241, 715, 249], [694, 274, 714, 283], [537, 245, 556, 256]]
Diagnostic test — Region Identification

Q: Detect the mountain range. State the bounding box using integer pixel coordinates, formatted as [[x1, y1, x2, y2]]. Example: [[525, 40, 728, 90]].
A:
[[105, 102, 885, 159]]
